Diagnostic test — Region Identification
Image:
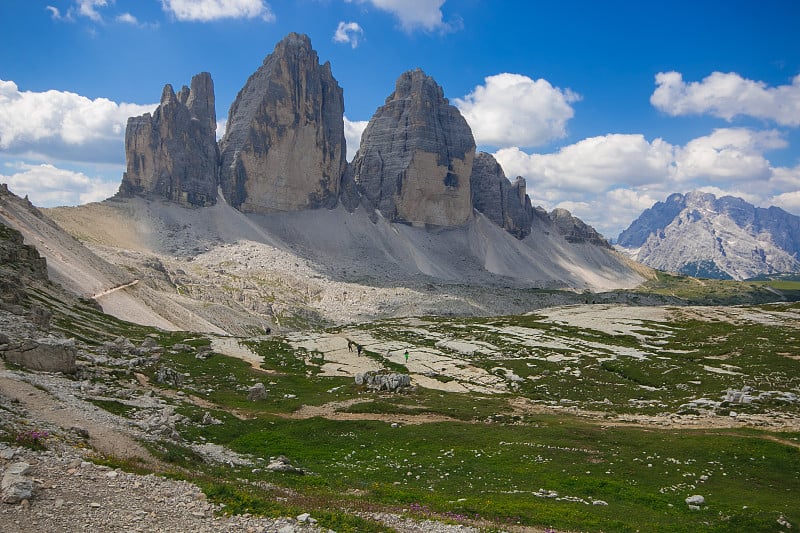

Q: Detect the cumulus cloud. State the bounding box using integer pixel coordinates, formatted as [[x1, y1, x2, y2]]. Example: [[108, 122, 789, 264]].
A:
[[771, 188, 800, 213], [0, 79, 156, 164], [162, 0, 275, 22], [116, 12, 139, 25], [333, 21, 364, 48], [455, 73, 581, 149], [494, 134, 674, 193], [343, 116, 368, 161], [651, 71, 800, 126], [215, 118, 227, 141], [1, 162, 119, 207], [75, 0, 108, 22], [674, 128, 785, 182], [493, 128, 800, 239], [346, 0, 453, 33]]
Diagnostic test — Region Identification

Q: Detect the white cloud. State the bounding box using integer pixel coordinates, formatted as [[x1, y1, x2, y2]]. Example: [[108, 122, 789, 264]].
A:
[[343, 116, 368, 161], [1, 163, 119, 207], [494, 134, 675, 193], [771, 188, 800, 213], [346, 0, 452, 32], [0, 79, 156, 164], [455, 73, 581, 149], [493, 128, 800, 239], [333, 21, 364, 48], [674, 128, 785, 182], [216, 118, 227, 141], [116, 12, 139, 25], [162, 0, 275, 22], [46, 5, 62, 19], [74, 0, 108, 22], [651, 71, 800, 126]]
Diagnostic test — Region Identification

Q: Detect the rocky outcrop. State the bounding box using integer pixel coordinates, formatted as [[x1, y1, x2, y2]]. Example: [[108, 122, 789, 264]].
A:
[[617, 191, 800, 280], [549, 208, 611, 248], [355, 371, 411, 392], [351, 69, 475, 227], [219, 33, 346, 213], [119, 72, 218, 207], [0, 213, 49, 313], [2, 337, 77, 374], [470, 152, 532, 238]]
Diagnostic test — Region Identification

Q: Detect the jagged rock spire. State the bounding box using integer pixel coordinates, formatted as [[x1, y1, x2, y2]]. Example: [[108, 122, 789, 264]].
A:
[[119, 72, 218, 207], [218, 33, 346, 213], [470, 152, 532, 239]]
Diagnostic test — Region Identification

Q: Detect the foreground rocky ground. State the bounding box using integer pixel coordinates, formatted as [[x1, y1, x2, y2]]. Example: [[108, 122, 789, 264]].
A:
[[0, 308, 489, 532]]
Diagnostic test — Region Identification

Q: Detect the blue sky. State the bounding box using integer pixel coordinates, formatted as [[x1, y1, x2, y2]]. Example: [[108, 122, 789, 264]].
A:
[[1, 0, 799, 239]]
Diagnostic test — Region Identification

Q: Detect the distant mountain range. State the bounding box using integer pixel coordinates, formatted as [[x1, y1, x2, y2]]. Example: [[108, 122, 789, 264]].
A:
[[617, 191, 800, 280]]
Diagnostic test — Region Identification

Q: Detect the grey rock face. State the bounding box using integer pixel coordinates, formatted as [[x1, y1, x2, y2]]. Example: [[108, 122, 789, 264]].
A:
[[548, 208, 611, 248], [2, 338, 77, 374], [219, 33, 346, 213], [470, 152, 532, 238], [351, 69, 475, 227], [618, 191, 800, 280], [1, 217, 49, 311], [617, 192, 685, 248], [120, 73, 219, 207]]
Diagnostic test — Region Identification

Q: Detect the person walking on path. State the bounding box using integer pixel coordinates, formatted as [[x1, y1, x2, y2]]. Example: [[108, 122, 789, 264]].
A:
[[404, 350, 409, 363], [347, 339, 353, 352], [357, 344, 363, 356]]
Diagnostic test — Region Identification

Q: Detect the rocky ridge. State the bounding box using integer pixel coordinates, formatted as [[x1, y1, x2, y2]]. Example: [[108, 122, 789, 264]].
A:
[[548, 208, 611, 248], [470, 152, 532, 239], [617, 191, 800, 280], [121, 32, 608, 246]]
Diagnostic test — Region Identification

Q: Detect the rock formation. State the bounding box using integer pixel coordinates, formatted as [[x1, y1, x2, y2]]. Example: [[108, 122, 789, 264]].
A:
[[470, 152, 532, 238], [218, 33, 346, 213], [2, 337, 77, 374], [355, 371, 412, 392], [617, 191, 800, 280], [548, 208, 611, 248], [119, 73, 219, 207], [350, 69, 475, 227]]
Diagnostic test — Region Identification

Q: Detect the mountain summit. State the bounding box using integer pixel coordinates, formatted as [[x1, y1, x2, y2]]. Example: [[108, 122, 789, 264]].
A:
[[617, 191, 800, 280], [219, 32, 347, 213], [350, 69, 475, 227]]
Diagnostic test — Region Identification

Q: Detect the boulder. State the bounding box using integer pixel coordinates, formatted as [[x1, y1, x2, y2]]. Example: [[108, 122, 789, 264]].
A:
[[685, 494, 705, 506], [2, 337, 77, 374], [219, 33, 346, 213], [266, 455, 303, 474], [119, 72, 219, 207], [1, 462, 33, 504], [247, 382, 268, 401], [351, 69, 475, 227], [355, 371, 411, 392], [470, 151, 532, 238]]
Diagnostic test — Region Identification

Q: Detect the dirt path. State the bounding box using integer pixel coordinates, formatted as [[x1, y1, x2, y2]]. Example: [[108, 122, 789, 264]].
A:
[[91, 278, 139, 299], [508, 396, 800, 433], [0, 363, 158, 466], [282, 398, 463, 425]]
